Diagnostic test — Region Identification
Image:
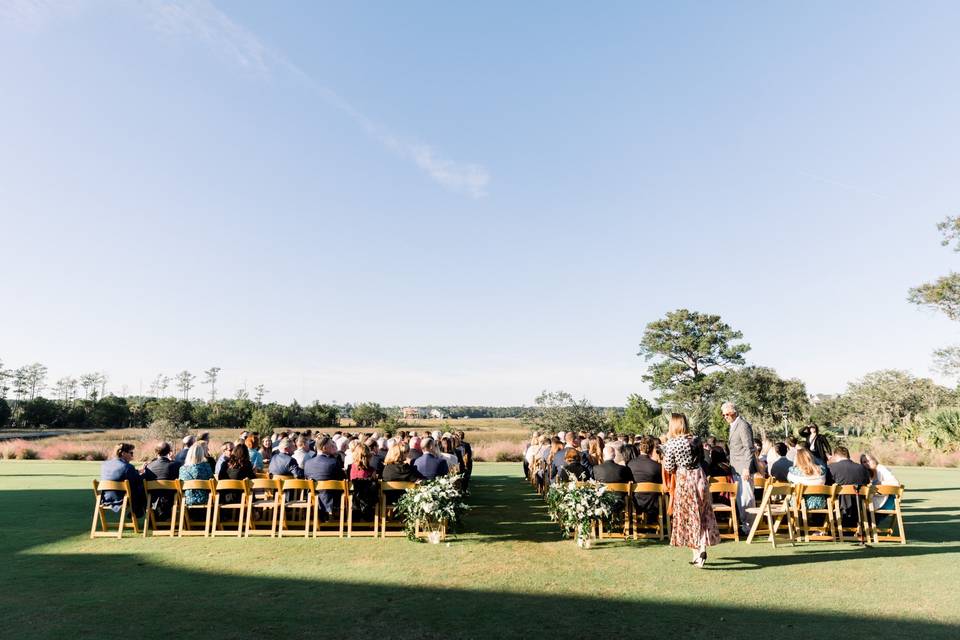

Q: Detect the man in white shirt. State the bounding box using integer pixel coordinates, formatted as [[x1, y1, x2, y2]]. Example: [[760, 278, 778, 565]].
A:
[[292, 436, 316, 467]]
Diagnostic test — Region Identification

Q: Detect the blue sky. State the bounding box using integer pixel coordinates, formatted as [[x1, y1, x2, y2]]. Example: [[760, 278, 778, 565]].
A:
[[2, 1, 959, 405]]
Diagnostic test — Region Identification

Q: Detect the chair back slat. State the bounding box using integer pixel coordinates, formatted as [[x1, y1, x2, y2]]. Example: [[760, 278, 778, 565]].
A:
[[281, 479, 315, 492], [315, 480, 348, 491], [632, 482, 663, 493], [215, 480, 250, 492], [181, 479, 214, 491], [145, 480, 180, 491], [96, 480, 130, 492]]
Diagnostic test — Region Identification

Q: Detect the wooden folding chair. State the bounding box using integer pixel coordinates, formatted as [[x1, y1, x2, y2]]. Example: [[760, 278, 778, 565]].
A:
[[868, 484, 907, 544], [797, 484, 839, 542], [278, 479, 315, 538], [346, 479, 380, 538], [245, 478, 281, 537], [178, 479, 214, 537], [313, 480, 348, 538], [211, 479, 250, 537], [630, 482, 667, 541], [143, 480, 182, 537], [709, 480, 740, 541], [835, 485, 871, 543], [597, 482, 632, 540], [745, 482, 797, 548], [91, 479, 140, 538], [379, 481, 416, 538]]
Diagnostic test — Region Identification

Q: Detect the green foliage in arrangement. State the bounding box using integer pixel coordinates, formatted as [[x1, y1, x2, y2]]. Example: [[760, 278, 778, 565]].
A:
[[394, 475, 470, 540]]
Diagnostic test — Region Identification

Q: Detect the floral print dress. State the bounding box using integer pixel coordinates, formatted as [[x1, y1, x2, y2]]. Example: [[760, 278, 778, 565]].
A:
[[662, 436, 720, 549]]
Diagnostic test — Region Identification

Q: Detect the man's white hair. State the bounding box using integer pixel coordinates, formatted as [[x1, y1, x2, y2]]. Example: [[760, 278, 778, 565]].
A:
[[602, 444, 617, 461], [721, 401, 738, 415]]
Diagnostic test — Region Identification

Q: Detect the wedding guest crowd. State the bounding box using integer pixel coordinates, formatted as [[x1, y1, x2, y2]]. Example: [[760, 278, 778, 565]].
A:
[[100, 427, 473, 523], [522, 400, 904, 563]]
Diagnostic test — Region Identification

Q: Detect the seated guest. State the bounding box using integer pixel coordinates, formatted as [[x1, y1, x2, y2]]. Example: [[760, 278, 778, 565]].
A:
[[861, 453, 900, 512], [259, 437, 272, 466], [174, 435, 195, 465], [143, 441, 181, 520], [100, 442, 146, 517], [556, 447, 590, 482], [413, 437, 449, 480], [706, 446, 732, 478], [217, 443, 256, 504], [593, 444, 633, 484], [629, 436, 663, 519], [304, 436, 345, 519], [268, 438, 303, 479], [367, 437, 386, 474], [593, 443, 632, 513], [785, 436, 799, 462], [829, 445, 871, 527], [769, 443, 792, 482], [292, 436, 316, 468], [178, 441, 214, 506], [408, 436, 423, 462], [438, 436, 460, 475], [246, 434, 264, 471], [214, 441, 233, 477], [788, 448, 828, 510], [349, 443, 378, 481], [382, 443, 424, 481], [349, 443, 378, 520]]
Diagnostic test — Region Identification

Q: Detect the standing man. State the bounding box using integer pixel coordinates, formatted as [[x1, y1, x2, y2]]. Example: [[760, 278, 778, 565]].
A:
[[723, 401, 756, 535]]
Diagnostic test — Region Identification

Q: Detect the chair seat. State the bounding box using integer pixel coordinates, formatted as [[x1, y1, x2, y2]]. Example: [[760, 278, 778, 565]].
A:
[[251, 500, 276, 507]]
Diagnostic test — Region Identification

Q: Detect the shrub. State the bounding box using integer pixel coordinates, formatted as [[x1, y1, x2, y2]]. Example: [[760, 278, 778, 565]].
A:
[[38, 442, 109, 461], [0, 440, 39, 460], [146, 418, 188, 444]]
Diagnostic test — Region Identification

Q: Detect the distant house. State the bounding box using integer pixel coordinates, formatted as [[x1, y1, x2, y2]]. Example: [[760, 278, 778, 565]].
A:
[[401, 407, 424, 420], [429, 409, 447, 419]]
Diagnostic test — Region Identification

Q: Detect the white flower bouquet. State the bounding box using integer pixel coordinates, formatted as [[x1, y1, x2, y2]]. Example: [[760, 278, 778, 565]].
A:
[[395, 475, 470, 541], [546, 480, 618, 541]]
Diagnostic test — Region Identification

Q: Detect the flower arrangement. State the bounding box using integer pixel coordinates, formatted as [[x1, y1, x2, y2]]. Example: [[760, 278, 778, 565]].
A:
[[394, 475, 470, 541], [546, 480, 619, 543]]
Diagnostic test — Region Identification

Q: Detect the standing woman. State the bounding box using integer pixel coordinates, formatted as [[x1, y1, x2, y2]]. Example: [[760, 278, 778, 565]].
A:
[[662, 413, 720, 568]]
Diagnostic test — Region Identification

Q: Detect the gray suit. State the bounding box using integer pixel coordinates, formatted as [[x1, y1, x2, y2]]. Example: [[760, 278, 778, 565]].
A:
[[728, 416, 756, 476], [727, 415, 756, 531]]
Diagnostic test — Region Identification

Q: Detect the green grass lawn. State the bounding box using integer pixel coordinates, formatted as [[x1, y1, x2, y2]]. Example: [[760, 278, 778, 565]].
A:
[[1, 461, 958, 639]]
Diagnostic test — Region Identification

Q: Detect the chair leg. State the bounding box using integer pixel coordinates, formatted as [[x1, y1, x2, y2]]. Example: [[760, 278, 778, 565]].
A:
[[117, 499, 128, 539], [896, 504, 906, 544]]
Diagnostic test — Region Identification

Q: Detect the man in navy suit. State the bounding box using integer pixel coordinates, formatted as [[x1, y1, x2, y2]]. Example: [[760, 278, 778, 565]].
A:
[[269, 438, 303, 479], [304, 436, 345, 518], [413, 438, 449, 480]]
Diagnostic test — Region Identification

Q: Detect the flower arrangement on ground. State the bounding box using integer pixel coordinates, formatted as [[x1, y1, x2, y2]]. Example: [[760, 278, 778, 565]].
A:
[[395, 475, 470, 541], [546, 480, 619, 544]]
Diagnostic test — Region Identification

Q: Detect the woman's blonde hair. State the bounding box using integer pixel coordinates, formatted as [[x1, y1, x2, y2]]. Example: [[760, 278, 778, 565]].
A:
[[383, 442, 409, 466], [794, 448, 821, 477], [184, 441, 207, 467], [353, 443, 371, 471], [667, 413, 690, 439]]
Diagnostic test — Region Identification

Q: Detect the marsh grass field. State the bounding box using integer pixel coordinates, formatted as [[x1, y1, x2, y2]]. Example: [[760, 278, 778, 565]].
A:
[[1, 418, 532, 463], [1, 460, 959, 639]]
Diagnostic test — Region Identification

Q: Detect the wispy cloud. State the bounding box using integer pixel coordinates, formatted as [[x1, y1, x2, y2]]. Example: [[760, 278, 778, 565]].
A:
[[3, 0, 491, 197]]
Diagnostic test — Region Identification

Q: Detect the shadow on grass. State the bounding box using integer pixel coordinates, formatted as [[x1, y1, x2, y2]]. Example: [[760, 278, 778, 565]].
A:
[[1, 476, 959, 639], [0, 495, 956, 639]]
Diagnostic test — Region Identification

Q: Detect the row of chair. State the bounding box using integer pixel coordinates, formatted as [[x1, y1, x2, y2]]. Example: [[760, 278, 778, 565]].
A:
[[91, 478, 433, 540], [534, 473, 906, 546], [744, 479, 907, 546]]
